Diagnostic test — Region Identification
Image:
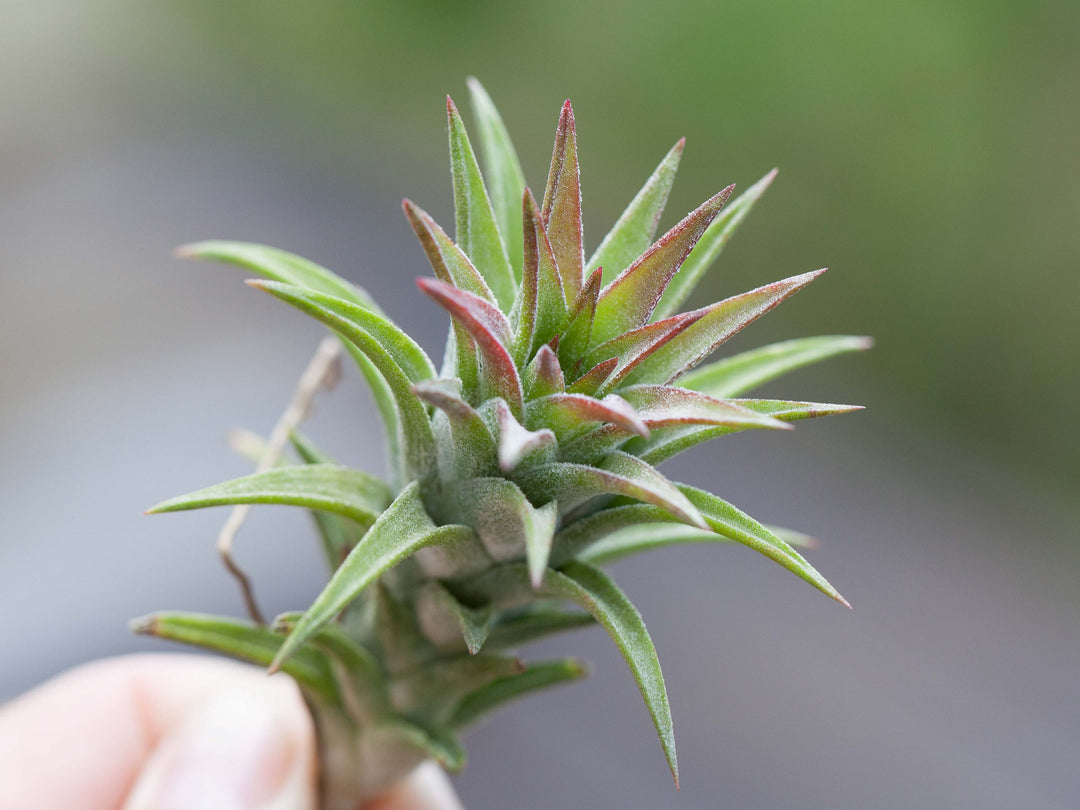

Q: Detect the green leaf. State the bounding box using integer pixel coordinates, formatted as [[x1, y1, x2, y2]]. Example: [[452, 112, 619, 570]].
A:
[[390, 654, 524, 721], [581, 310, 702, 395], [541, 100, 585, 302], [678, 335, 874, 398], [270, 483, 473, 671], [466, 77, 527, 282], [543, 562, 678, 787], [677, 484, 850, 607], [177, 240, 383, 314], [131, 612, 337, 703], [449, 657, 587, 730], [272, 612, 388, 717], [551, 503, 678, 565], [558, 267, 602, 367], [576, 520, 816, 564], [588, 139, 684, 287], [525, 393, 649, 443], [412, 378, 498, 480], [147, 464, 391, 529], [484, 605, 595, 649], [591, 186, 733, 347], [516, 451, 705, 529], [178, 240, 403, 485], [514, 189, 568, 363], [290, 433, 373, 568], [455, 477, 558, 588], [415, 581, 493, 655], [522, 344, 566, 399], [448, 96, 516, 312], [654, 168, 778, 320], [252, 281, 437, 478], [403, 200, 498, 304], [633, 398, 863, 465], [376, 719, 467, 773], [619, 270, 825, 387], [565, 358, 617, 397], [616, 385, 791, 431], [558, 388, 790, 466]]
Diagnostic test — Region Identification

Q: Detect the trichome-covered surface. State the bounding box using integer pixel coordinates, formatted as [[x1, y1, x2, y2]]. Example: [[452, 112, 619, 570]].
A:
[[136, 79, 869, 808]]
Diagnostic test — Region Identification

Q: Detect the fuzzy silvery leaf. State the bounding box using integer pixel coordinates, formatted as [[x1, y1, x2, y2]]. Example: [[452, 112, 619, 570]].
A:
[[654, 168, 778, 320], [678, 334, 874, 398], [252, 281, 437, 478], [677, 484, 849, 607], [147, 464, 391, 530], [466, 77, 527, 282], [516, 451, 705, 529], [449, 657, 587, 730], [558, 266, 602, 367], [447, 96, 516, 312], [541, 101, 584, 302], [131, 612, 338, 704], [514, 189, 568, 363], [525, 392, 649, 443], [270, 483, 475, 671], [588, 140, 685, 287], [582, 310, 702, 394], [619, 269, 826, 387], [577, 521, 815, 565], [177, 240, 383, 315], [543, 562, 678, 787], [403, 199, 498, 304], [522, 344, 565, 399], [418, 278, 524, 416], [591, 186, 733, 346], [633, 399, 863, 465], [564, 357, 616, 397]]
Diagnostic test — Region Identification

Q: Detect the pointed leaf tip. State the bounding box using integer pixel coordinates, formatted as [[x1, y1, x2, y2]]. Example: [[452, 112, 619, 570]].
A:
[[592, 185, 735, 345]]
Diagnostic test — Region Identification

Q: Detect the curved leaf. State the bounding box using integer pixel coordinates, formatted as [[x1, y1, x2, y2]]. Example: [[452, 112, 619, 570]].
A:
[[484, 606, 595, 649], [449, 658, 587, 730], [131, 612, 337, 703], [177, 240, 382, 314], [180, 240, 403, 484], [525, 392, 649, 442], [558, 266, 602, 367], [516, 451, 705, 529], [270, 483, 473, 671], [677, 483, 849, 607], [251, 281, 437, 477], [543, 562, 678, 787], [418, 278, 523, 416], [403, 200, 497, 304], [147, 464, 391, 529]]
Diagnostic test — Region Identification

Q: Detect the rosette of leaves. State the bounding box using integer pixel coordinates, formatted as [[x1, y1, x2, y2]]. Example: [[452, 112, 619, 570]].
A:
[[136, 79, 869, 809]]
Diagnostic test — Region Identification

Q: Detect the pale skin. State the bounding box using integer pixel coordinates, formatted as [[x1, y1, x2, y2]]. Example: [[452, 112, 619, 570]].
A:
[[0, 655, 463, 810]]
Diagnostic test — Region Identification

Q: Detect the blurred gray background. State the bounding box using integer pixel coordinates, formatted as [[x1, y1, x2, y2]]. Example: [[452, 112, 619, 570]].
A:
[[2, 2, 1078, 808]]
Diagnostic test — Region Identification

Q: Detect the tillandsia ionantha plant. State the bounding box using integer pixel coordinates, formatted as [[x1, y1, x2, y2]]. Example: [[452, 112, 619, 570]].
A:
[[134, 78, 870, 808]]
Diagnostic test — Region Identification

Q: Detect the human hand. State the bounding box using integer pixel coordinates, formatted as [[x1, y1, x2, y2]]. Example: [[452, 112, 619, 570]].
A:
[[0, 654, 463, 810]]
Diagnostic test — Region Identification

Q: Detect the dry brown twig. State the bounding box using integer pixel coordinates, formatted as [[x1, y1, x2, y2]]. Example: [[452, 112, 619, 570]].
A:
[[217, 336, 343, 624]]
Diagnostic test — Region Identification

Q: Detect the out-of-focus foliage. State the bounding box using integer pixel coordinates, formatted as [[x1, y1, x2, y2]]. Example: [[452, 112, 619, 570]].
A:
[[172, 0, 1079, 487]]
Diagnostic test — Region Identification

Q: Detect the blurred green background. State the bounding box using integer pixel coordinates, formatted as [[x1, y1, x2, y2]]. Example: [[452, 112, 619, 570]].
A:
[[2, 2, 1078, 808]]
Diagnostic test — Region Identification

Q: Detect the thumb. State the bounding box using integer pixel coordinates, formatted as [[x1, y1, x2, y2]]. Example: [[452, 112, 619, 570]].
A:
[[123, 678, 315, 810]]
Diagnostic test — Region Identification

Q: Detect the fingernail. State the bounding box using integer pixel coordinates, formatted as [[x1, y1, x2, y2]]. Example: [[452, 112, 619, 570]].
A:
[[125, 687, 306, 810]]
